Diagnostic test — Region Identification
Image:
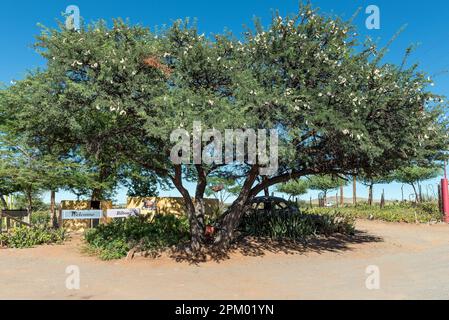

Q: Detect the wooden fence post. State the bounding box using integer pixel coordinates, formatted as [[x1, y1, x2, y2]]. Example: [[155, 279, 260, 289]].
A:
[[6, 217, 11, 231]]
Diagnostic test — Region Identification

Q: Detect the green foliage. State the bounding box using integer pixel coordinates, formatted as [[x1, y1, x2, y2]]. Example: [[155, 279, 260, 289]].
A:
[[14, 194, 49, 212], [392, 166, 442, 202], [277, 179, 309, 199], [358, 171, 395, 187], [417, 201, 440, 216], [307, 175, 346, 196], [240, 211, 355, 240], [121, 166, 160, 198], [393, 166, 441, 185], [84, 215, 190, 260], [309, 202, 442, 223], [0, 226, 66, 248], [30, 211, 51, 226], [0, 143, 47, 211]]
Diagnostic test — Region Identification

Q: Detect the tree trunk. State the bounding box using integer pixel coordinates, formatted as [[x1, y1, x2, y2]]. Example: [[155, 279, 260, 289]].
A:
[[26, 188, 33, 222], [368, 184, 373, 206], [91, 188, 102, 201], [50, 190, 57, 228], [411, 183, 419, 203], [352, 176, 357, 206], [192, 165, 207, 250], [380, 189, 385, 209], [172, 165, 205, 252], [192, 200, 206, 248], [91, 165, 112, 202], [418, 183, 422, 203], [214, 166, 259, 248]]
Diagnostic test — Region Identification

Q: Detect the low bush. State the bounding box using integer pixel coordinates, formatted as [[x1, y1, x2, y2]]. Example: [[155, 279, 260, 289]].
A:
[[239, 210, 355, 240], [307, 202, 442, 223], [0, 226, 66, 248], [416, 202, 441, 217], [31, 211, 52, 226], [84, 214, 190, 260]]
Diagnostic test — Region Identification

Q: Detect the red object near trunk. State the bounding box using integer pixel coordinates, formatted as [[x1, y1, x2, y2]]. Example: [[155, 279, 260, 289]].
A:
[[205, 225, 215, 237]]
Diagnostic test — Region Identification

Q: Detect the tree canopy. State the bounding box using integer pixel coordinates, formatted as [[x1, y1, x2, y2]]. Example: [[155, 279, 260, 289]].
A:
[[1, 4, 448, 249], [393, 165, 442, 202], [277, 179, 309, 200], [307, 175, 346, 198]]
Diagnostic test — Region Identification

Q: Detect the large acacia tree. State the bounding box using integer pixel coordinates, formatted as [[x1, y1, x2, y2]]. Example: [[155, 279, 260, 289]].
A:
[[3, 5, 448, 250]]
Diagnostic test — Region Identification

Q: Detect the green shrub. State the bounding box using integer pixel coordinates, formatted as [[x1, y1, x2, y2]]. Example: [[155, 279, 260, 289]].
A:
[[416, 202, 440, 217], [307, 202, 442, 223], [84, 214, 190, 260], [240, 210, 355, 240], [31, 211, 51, 226], [0, 226, 66, 248]]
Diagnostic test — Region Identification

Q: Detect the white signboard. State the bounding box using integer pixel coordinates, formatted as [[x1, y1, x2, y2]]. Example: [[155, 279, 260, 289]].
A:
[[62, 210, 103, 220], [106, 208, 140, 218]]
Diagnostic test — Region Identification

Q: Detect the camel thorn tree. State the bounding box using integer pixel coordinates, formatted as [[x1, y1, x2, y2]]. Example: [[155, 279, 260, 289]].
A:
[[2, 5, 448, 251]]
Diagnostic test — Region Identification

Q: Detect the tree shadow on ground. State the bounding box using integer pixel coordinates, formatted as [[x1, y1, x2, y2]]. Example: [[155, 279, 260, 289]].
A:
[[169, 230, 383, 265]]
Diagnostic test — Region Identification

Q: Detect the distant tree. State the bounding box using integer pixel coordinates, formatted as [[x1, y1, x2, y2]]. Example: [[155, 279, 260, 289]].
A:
[[0, 170, 20, 210], [307, 175, 347, 203], [277, 179, 308, 201], [393, 166, 441, 202], [0, 143, 46, 216], [14, 193, 48, 212], [358, 172, 395, 206], [0, 138, 82, 218], [0, 62, 128, 203]]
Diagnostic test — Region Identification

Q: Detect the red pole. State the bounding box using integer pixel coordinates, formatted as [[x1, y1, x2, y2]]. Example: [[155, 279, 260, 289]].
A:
[[442, 160, 449, 223]]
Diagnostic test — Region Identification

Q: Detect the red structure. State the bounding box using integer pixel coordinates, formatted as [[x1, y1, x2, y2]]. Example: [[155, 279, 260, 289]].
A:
[[441, 161, 449, 223]]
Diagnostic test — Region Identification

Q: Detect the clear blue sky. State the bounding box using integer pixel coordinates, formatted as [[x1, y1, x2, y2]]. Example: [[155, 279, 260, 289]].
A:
[[1, 0, 448, 204]]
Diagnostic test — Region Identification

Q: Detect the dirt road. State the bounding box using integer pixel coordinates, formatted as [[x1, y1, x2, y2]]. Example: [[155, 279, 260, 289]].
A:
[[1, 220, 449, 300]]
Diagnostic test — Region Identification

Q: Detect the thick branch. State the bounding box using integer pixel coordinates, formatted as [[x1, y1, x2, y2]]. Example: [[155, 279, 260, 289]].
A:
[[195, 165, 207, 200], [249, 169, 317, 198], [171, 165, 195, 213]]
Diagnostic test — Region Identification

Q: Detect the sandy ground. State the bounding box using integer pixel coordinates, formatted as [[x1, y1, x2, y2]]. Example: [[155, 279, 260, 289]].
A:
[[1, 220, 449, 300]]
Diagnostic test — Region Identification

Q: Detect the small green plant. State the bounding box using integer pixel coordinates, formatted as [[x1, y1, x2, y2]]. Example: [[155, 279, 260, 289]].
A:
[[0, 226, 66, 248], [84, 214, 190, 260]]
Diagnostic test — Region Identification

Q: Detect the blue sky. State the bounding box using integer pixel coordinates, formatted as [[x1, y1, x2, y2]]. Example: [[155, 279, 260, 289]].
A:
[[1, 0, 448, 204]]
